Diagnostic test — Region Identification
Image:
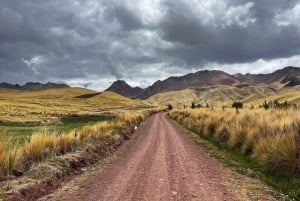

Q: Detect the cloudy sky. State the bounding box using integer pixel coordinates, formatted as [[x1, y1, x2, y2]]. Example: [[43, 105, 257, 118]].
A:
[[1, 0, 300, 90]]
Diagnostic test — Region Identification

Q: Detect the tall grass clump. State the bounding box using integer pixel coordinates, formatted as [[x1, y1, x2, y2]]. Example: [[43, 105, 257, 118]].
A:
[[56, 132, 78, 155], [22, 132, 58, 167], [0, 140, 19, 177], [169, 108, 300, 175]]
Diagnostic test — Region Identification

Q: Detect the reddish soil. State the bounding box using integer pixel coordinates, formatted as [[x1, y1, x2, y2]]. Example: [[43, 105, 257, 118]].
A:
[[39, 113, 276, 201]]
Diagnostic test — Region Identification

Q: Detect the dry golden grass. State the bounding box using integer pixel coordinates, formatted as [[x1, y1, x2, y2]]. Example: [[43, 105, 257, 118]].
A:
[[0, 110, 156, 177], [248, 85, 300, 107], [146, 84, 300, 110], [0, 140, 18, 177], [0, 87, 150, 122], [145, 88, 199, 108], [169, 108, 300, 174], [146, 84, 277, 108]]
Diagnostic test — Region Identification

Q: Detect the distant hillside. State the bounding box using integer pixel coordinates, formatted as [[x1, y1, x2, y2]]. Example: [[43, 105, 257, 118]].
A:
[[145, 84, 277, 108], [105, 80, 143, 98], [136, 70, 239, 99], [136, 66, 300, 100], [234, 66, 300, 84], [141, 66, 300, 107], [0, 82, 69, 91], [248, 85, 300, 107]]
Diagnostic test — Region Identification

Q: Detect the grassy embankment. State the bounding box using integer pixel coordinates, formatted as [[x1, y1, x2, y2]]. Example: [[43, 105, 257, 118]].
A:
[[169, 108, 300, 200]]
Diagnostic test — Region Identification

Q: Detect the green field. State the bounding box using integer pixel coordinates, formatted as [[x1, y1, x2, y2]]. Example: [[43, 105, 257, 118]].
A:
[[0, 115, 115, 143]]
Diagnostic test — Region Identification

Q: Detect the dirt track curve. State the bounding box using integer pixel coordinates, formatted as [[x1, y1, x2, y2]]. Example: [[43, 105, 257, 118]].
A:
[[40, 112, 276, 201]]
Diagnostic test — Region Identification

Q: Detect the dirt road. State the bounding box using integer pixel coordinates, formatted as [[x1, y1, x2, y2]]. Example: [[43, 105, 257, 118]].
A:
[[41, 113, 276, 201]]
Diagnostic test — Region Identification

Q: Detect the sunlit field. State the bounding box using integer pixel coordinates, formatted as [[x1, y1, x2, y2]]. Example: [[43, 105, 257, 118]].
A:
[[0, 87, 150, 123], [0, 87, 151, 143]]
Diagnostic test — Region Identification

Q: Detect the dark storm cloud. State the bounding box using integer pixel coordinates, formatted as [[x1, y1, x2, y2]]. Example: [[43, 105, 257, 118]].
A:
[[0, 0, 300, 90], [105, 5, 143, 31], [158, 0, 300, 65]]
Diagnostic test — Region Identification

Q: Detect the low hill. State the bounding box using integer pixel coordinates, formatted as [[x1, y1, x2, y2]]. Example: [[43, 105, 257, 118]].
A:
[[105, 80, 143, 98], [247, 85, 300, 107], [0, 87, 149, 122], [146, 84, 277, 108]]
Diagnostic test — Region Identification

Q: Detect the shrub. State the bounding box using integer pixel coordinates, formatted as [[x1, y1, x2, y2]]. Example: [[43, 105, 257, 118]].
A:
[[0, 140, 18, 177], [253, 133, 296, 173], [232, 101, 243, 110], [191, 102, 196, 109]]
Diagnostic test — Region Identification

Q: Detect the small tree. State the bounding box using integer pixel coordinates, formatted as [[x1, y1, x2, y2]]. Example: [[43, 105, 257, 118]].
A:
[[167, 104, 173, 110], [232, 101, 243, 109], [191, 102, 196, 109], [232, 101, 243, 112]]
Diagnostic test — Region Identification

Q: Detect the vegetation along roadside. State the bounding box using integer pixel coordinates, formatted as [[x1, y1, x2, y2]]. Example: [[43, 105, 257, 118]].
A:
[[0, 108, 162, 200], [169, 108, 300, 200]]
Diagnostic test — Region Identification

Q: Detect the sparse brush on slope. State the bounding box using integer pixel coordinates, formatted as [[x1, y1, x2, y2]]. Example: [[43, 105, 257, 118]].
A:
[[169, 108, 300, 175]]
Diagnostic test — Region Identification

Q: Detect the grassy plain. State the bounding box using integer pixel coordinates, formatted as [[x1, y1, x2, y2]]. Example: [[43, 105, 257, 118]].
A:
[[0, 87, 150, 123]]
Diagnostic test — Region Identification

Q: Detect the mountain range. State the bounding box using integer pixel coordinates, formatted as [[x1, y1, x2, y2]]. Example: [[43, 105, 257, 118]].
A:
[[1, 66, 299, 101], [106, 66, 300, 99], [0, 82, 69, 91]]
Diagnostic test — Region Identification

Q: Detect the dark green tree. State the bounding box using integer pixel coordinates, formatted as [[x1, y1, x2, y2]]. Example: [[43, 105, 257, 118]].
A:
[[232, 101, 243, 113], [232, 101, 243, 109]]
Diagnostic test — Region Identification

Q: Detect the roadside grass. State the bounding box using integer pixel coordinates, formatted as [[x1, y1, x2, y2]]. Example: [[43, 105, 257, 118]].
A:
[[0, 108, 161, 180], [0, 115, 117, 178], [171, 119, 299, 201], [169, 109, 300, 201]]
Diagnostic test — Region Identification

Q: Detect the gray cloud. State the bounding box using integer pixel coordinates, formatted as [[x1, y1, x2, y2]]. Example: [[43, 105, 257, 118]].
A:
[[106, 5, 143, 31], [158, 0, 300, 65], [0, 0, 300, 90]]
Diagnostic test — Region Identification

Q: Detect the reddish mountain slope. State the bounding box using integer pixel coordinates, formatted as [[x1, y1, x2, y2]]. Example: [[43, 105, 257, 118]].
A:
[[105, 80, 143, 98]]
